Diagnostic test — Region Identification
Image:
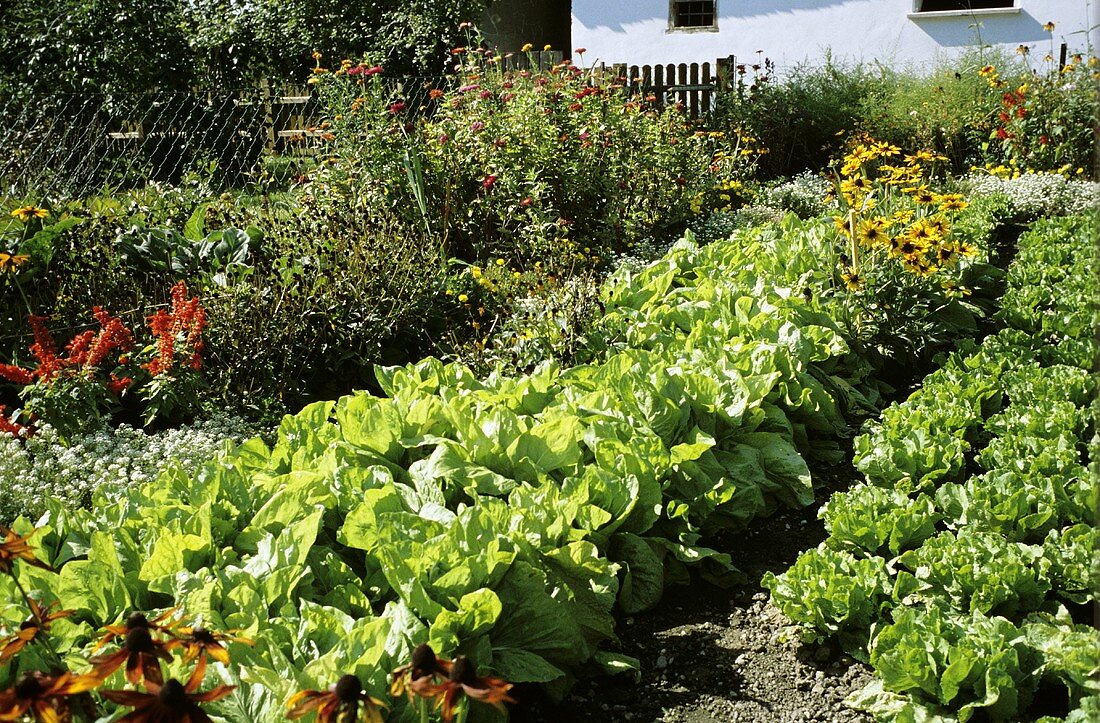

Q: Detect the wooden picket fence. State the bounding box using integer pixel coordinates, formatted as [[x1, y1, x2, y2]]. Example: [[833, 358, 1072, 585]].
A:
[[502, 51, 739, 118]]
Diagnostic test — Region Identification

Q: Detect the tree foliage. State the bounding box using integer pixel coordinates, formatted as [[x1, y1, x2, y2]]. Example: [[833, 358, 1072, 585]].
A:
[[0, 0, 488, 94]]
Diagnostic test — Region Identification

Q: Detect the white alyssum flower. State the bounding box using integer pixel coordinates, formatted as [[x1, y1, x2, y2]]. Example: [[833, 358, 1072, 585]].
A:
[[0, 414, 261, 524], [963, 172, 1099, 218]]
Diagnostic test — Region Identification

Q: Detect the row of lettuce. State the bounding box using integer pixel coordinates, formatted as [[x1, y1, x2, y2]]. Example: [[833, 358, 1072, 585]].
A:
[[766, 213, 1098, 722], [0, 207, 930, 720]]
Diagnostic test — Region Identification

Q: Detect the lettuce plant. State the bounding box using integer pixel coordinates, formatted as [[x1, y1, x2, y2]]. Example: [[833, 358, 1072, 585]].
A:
[[821, 484, 939, 556], [763, 544, 891, 651]]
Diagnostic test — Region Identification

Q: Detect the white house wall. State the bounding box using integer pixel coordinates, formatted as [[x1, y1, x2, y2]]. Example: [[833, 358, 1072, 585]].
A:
[[571, 1, 1099, 71]]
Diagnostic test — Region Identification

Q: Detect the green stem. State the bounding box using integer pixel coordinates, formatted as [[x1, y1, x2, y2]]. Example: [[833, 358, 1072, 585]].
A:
[[11, 274, 33, 320], [419, 696, 429, 723], [455, 698, 469, 723], [7, 570, 66, 671]]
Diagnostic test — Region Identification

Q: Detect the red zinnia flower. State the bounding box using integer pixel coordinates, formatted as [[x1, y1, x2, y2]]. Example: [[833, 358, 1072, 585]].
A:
[[482, 175, 497, 190], [389, 101, 407, 114]]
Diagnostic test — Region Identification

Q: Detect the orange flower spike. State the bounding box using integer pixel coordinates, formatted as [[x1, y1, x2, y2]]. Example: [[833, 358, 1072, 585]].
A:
[[0, 670, 99, 723], [0, 599, 73, 664], [0, 527, 53, 574]]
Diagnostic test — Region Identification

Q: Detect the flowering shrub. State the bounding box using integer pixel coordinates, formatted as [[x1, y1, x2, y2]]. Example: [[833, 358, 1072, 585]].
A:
[[979, 32, 1098, 174], [758, 172, 834, 218], [310, 41, 759, 270], [0, 414, 257, 523], [827, 134, 999, 369], [0, 281, 207, 436]]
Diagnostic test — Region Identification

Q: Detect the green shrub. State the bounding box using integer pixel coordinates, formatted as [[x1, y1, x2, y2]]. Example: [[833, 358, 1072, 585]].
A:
[[713, 57, 885, 179], [311, 49, 757, 269]]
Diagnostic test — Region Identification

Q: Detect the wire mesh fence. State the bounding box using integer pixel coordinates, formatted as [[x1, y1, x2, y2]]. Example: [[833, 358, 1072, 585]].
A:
[[0, 77, 457, 202], [0, 60, 757, 203], [0, 84, 325, 202]]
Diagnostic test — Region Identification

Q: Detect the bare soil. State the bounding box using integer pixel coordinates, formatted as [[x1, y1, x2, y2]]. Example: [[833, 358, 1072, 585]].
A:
[[518, 466, 875, 723]]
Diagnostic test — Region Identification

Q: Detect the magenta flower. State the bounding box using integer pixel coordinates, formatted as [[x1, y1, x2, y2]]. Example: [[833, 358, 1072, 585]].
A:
[[389, 101, 406, 114]]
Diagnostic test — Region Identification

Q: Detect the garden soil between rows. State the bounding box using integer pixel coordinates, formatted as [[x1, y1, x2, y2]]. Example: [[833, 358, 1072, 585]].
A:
[[518, 465, 875, 723]]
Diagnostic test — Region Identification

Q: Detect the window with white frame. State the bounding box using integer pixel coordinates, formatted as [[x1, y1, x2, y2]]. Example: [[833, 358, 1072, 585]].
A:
[[669, 1, 718, 31], [915, 1, 1014, 12]]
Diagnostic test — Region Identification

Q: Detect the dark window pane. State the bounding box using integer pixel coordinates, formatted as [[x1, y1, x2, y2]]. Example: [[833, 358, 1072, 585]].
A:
[[919, 1, 1013, 11], [672, 1, 716, 28]]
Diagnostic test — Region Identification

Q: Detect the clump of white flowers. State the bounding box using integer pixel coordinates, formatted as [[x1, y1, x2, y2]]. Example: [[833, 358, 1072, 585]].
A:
[[0, 414, 260, 523], [758, 172, 834, 219], [962, 172, 1099, 218]]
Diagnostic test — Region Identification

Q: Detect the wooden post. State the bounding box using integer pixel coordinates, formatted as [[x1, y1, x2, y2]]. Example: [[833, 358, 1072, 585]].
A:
[[701, 61, 712, 115], [653, 64, 665, 107], [689, 62, 700, 117], [260, 78, 275, 155], [715, 54, 735, 94]]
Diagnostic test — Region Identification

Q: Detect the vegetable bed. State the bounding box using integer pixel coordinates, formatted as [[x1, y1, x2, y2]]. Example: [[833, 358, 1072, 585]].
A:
[[766, 214, 1099, 722], [1, 217, 876, 721]]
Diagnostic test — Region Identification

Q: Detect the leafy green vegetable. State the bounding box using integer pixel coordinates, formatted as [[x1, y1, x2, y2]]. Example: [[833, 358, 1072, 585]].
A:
[[763, 545, 891, 651], [867, 603, 1037, 722], [822, 484, 939, 556]]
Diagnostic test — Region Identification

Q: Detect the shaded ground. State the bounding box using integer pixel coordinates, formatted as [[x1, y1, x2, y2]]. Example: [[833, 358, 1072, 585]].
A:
[[519, 466, 874, 723]]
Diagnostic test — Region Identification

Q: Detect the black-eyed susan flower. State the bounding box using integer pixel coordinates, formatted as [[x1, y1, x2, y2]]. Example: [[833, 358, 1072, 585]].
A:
[[100, 669, 236, 723], [287, 674, 386, 723], [391, 643, 451, 700], [9, 207, 48, 223], [93, 610, 182, 653], [409, 655, 514, 723], [858, 218, 890, 247], [87, 626, 174, 686], [171, 625, 252, 681], [0, 671, 98, 722], [840, 267, 864, 292], [938, 194, 968, 212], [0, 253, 30, 273], [0, 527, 52, 575], [0, 599, 72, 664]]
